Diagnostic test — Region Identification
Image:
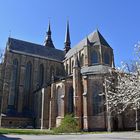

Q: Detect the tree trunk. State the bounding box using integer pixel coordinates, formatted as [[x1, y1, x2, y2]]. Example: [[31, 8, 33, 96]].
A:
[[107, 111, 111, 132], [105, 77, 112, 132], [135, 108, 139, 131]]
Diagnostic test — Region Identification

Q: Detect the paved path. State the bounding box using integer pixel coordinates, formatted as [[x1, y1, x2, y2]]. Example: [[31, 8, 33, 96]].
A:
[[0, 132, 140, 140]]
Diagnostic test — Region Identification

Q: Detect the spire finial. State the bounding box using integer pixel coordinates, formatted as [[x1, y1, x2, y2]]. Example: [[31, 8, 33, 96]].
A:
[[85, 36, 90, 46], [64, 20, 71, 53], [44, 20, 55, 48], [48, 19, 51, 34]]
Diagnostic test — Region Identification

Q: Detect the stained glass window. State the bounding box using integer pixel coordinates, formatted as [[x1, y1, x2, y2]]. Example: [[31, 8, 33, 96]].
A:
[[67, 86, 74, 114], [91, 51, 98, 64], [38, 64, 44, 87], [8, 59, 18, 109], [104, 52, 110, 64], [24, 62, 32, 110]]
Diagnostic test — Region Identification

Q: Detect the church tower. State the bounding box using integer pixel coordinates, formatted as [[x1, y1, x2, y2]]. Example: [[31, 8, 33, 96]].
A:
[[44, 21, 55, 48], [64, 21, 71, 53]]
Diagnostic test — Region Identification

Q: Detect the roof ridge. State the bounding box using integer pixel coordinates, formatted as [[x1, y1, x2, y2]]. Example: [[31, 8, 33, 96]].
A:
[[95, 29, 102, 46], [9, 37, 44, 47], [8, 37, 63, 52], [8, 37, 65, 61]]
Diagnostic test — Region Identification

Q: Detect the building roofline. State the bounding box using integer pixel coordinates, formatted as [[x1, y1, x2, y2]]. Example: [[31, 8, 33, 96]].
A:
[[8, 49, 63, 63]]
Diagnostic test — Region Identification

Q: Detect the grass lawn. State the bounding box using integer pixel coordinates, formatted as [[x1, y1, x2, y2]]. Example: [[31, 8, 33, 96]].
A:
[[0, 128, 54, 135], [0, 128, 111, 135]]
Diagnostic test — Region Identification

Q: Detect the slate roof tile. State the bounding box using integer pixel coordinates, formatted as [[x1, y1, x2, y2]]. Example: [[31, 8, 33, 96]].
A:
[[7, 38, 65, 62]]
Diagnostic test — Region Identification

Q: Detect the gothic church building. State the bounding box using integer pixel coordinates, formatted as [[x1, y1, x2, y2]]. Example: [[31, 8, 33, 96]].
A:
[[0, 22, 134, 131]]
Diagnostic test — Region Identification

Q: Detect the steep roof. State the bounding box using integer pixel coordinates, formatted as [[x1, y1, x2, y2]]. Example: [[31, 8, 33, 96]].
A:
[[7, 38, 64, 62], [65, 29, 111, 59]]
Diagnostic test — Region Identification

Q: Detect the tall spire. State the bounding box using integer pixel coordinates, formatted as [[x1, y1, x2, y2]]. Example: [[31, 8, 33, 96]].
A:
[[44, 21, 55, 48], [64, 20, 71, 53], [48, 21, 51, 35], [85, 36, 90, 46]]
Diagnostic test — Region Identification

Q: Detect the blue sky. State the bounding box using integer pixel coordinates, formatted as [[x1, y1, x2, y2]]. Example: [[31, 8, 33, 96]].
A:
[[0, 0, 140, 66]]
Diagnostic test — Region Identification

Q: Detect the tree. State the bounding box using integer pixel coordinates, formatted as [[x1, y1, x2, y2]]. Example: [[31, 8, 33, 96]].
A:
[[102, 61, 140, 131], [119, 62, 140, 131], [102, 68, 122, 132]]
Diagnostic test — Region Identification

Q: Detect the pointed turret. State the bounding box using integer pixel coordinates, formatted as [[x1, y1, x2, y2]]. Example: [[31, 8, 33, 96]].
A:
[[44, 21, 55, 48], [64, 21, 71, 53], [93, 29, 110, 47], [85, 36, 90, 46]]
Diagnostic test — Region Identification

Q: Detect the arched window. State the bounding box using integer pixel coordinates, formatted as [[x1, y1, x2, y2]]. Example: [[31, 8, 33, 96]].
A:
[[91, 51, 98, 64], [66, 64, 68, 75], [104, 52, 110, 65], [80, 54, 84, 67], [23, 62, 32, 110], [92, 83, 102, 115], [8, 59, 18, 110], [67, 86, 74, 114], [38, 64, 44, 88], [57, 86, 64, 117], [71, 60, 74, 73], [50, 66, 54, 82]]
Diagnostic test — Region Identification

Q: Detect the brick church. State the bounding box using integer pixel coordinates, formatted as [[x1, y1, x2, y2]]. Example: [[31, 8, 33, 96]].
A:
[[0, 22, 136, 131]]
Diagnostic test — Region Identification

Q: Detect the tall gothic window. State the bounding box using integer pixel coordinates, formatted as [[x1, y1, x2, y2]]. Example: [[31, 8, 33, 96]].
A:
[[67, 86, 74, 114], [71, 60, 74, 73], [38, 64, 44, 88], [104, 52, 110, 65], [50, 66, 54, 82], [92, 83, 102, 116], [57, 86, 64, 117], [23, 62, 32, 110], [66, 64, 68, 75], [8, 59, 18, 110], [80, 54, 84, 67], [91, 51, 98, 64]]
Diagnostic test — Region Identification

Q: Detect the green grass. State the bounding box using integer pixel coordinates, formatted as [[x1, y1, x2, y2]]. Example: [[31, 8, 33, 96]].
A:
[[0, 128, 110, 135], [0, 128, 54, 135]]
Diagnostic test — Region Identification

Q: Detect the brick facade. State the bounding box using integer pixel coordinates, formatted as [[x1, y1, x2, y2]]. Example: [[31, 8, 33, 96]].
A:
[[0, 27, 138, 130]]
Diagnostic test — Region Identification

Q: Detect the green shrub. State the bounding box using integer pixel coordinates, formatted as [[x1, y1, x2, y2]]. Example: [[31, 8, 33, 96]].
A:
[[53, 114, 80, 133]]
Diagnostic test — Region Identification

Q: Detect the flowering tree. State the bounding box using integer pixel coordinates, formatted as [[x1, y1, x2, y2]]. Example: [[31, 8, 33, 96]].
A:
[[103, 60, 140, 131], [119, 62, 140, 131]]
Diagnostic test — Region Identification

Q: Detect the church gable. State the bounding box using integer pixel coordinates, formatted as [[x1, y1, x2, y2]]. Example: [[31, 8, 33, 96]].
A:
[[65, 30, 111, 60]]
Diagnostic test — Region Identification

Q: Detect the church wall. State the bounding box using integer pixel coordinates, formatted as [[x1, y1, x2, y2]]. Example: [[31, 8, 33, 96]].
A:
[[1, 50, 63, 118], [51, 78, 73, 127], [0, 63, 4, 111], [2, 51, 16, 113], [87, 74, 106, 130], [123, 109, 136, 130], [34, 87, 50, 129], [64, 78, 73, 115]]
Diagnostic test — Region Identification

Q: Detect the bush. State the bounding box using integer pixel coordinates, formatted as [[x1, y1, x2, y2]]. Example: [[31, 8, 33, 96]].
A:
[[53, 114, 80, 133]]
